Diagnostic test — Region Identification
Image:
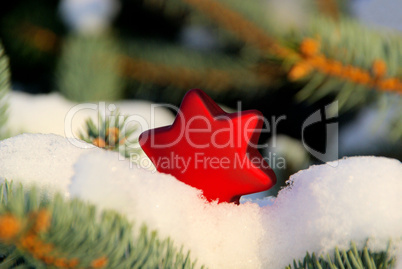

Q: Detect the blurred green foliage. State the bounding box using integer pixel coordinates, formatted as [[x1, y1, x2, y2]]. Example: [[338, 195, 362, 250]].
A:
[[57, 34, 124, 102], [0, 43, 10, 140]]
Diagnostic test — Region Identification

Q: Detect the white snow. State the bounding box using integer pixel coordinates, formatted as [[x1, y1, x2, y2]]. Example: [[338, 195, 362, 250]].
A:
[[69, 150, 265, 268], [0, 134, 401, 268], [261, 156, 402, 267], [7, 91, 175, 139], [0, 133, 96, 196]]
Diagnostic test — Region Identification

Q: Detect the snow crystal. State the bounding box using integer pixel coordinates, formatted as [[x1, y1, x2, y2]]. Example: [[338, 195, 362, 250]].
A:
[[0, 134, 401, 268]]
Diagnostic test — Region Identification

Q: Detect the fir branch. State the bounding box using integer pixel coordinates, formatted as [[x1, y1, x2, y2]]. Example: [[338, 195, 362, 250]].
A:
[[0, 180, 204, 269], [298, 16, 402, 94], [79, 110, 141, 158], [0, 43, 10, 140], [286, 241, 396, 269], [288, 17, 402, 139], [290, 38, 402, 94], [179, 0, 402, 98]]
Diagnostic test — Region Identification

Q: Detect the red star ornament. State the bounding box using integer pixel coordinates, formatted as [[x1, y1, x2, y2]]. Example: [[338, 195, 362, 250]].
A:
[[139, 89, 276, 204]]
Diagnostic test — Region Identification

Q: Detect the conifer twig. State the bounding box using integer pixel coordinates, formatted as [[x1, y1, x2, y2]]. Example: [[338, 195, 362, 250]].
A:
[[0, 181, 203, 268], [290, 38, 402, 94]]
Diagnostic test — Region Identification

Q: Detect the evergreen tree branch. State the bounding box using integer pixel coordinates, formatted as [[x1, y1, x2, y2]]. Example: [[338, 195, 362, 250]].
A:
[[0, 180, 204, 269], [290, 37, 402, 95], [79, 110, 141, 158], [286, 241, 396, 269], [179, 0, 402, 97]]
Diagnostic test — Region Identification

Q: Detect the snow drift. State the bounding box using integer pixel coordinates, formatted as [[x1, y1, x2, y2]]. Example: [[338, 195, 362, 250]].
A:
[[0, 134, 401, 268]]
